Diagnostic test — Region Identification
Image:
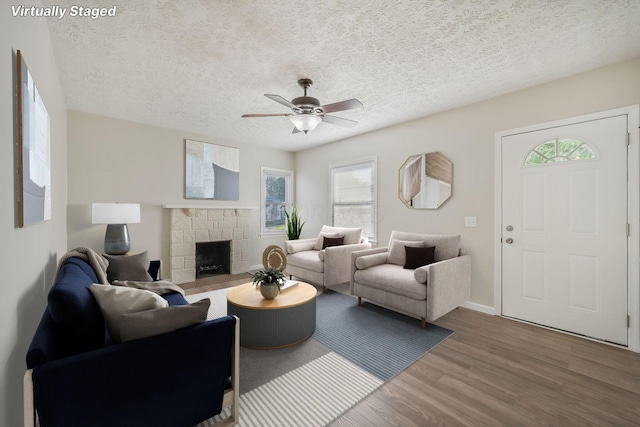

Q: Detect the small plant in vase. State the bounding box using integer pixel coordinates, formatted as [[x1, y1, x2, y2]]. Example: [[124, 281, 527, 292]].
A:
[[252, 267, 286, 299]]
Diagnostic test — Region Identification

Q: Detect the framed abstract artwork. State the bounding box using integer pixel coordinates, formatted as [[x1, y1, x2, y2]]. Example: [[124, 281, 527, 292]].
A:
[[185, 139, 240, 200], [16, 50, 51, 227]]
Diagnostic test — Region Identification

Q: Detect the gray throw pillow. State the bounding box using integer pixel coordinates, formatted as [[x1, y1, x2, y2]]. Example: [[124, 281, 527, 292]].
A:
[[316, 225, 363, 246], [105, 251, 153, 283], [89, 284, 168, 343], [118, 299, 211, 342]]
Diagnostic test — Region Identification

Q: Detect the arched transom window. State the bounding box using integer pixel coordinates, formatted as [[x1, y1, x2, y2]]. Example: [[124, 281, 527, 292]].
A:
[[524, 138, 596, 165]]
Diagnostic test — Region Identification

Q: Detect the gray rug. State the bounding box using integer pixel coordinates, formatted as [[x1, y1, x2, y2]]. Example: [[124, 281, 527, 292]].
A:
[[187, 287, 453, 426], [315, 290, 454, 381]]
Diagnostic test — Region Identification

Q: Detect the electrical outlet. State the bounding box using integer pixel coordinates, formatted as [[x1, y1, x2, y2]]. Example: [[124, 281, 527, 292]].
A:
[[465, 216, 477, 227]]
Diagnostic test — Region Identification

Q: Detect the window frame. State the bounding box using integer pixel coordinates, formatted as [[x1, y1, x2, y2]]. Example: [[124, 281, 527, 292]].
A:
[[329, 156, 378, 243], [523, 138, 597, 166], [260, 167, 294, 236]]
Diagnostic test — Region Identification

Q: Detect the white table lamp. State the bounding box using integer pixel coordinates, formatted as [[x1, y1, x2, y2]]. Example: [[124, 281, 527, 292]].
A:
[[92, 203, 140, 255]]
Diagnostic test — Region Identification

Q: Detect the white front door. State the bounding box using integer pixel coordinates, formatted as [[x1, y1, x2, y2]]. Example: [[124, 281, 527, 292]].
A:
[[501, 114, 628, 345]]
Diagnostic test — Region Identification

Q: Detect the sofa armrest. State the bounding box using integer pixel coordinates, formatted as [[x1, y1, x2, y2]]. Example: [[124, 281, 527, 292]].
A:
[[284, 238, 316, 255], [419, 255, 471, 322], [31, 315, 237, 427], [350, 247, 389, 293], [354, 252, 389, 270], [323, 242, 372, 287]]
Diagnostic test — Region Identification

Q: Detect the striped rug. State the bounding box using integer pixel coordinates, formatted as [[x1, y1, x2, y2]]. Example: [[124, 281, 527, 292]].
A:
[[197, 352, 382, 426], [188, 287, 452, 426]]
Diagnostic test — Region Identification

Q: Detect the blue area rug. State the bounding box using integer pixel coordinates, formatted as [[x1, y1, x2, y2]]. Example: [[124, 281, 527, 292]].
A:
[[313, 290, 454, 381]]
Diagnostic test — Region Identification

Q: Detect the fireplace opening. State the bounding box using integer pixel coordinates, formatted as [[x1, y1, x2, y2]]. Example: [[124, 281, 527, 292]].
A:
[[195, 241, 231, 279]]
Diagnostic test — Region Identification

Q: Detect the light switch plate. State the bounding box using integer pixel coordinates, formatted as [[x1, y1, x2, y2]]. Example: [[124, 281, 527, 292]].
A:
[[465, 216, 477, 227]]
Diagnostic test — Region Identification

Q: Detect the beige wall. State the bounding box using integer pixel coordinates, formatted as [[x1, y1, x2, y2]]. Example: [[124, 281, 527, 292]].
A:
[[67, 111, 295, 274], [3, 15, 638, 424], [295, 57, 640, 308], [0, 5, 68, 426]]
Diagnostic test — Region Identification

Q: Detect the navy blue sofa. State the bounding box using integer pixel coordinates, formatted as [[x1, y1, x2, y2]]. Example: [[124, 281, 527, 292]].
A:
[[24, 257, 239, 427]]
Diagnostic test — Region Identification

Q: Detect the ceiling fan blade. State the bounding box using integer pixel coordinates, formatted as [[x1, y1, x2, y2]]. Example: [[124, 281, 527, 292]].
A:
[[241, 113, 292, 118], [321, 99, 363, 114], [292, 126, 301, 134], [322, 114, 358, 127], [264, 94, 297, 109]]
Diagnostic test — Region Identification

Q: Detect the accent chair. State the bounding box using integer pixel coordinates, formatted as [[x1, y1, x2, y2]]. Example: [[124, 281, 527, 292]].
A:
[[351, 230, 471, 328], [285, 225, 371, 291]]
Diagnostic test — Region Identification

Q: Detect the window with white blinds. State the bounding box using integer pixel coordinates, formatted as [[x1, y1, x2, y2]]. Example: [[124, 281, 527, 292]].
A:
[[330, 157, 377, 241]]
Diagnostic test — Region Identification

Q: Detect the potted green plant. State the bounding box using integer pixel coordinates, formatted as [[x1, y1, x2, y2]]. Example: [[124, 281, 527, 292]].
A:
[[284, 203, 305, 240], [252, 267, 286, 299]]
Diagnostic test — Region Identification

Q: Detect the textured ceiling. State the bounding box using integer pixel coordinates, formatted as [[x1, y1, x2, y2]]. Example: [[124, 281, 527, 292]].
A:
[[43, 0, 640, 152]]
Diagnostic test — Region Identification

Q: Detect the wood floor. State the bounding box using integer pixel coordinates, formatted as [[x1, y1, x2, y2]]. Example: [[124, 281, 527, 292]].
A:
[[184, 276, 640, 426], [181, 273, 252, 296]]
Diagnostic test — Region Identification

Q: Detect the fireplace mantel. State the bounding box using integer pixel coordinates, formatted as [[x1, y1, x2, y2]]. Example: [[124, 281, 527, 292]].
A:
[[164, 204, 258, 209]]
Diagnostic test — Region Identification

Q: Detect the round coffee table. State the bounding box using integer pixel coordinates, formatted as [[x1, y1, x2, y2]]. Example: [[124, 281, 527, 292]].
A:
[[226, 281, 317, 349]]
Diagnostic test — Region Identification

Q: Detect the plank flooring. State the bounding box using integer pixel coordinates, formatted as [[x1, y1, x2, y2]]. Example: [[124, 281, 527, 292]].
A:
[[332, 307, 640, 427], [181, 273, 252, 295], [184, 277, 640, 426]]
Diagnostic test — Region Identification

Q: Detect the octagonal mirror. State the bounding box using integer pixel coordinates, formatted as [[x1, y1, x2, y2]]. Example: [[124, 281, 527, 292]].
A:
[[399, 152, 452, 209]]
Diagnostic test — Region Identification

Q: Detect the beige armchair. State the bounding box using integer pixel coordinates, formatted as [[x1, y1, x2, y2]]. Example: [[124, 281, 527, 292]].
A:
[[351, 230, 470, 328], [285, 225, 371, 291]]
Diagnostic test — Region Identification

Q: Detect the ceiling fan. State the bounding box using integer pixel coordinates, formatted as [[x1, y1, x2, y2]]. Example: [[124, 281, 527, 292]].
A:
[[241, 78, 363, 134]]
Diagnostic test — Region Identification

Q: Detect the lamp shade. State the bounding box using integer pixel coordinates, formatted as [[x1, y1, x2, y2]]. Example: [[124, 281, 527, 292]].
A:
[[92, 203, 140, 224], [290, 114, 322, 133]]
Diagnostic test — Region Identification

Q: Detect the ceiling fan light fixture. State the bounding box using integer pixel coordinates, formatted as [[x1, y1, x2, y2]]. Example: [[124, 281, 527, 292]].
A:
[[243, 78, 363, 134], [290, 114, 322, 133]]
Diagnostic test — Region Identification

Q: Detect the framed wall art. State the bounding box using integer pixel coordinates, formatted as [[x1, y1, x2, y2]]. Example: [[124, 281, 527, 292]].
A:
[[16, 50, 51, 227], [185, 139, 239, 200]]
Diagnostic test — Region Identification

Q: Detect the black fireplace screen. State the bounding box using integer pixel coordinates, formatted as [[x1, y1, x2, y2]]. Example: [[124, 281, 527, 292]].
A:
[[195, 240, 231, 278]]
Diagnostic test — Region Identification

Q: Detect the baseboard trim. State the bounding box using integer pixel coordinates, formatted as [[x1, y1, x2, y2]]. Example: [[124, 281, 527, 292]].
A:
[[461, 301, 495, 315], [248, 264, 263, 272]]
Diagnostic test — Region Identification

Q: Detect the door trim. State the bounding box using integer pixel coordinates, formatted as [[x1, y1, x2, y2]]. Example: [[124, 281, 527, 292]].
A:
[[494, 105, 640, 352]]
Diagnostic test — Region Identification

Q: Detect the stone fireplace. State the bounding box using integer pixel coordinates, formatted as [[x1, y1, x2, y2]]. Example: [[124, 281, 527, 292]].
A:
[[168, 207, 252, 284]]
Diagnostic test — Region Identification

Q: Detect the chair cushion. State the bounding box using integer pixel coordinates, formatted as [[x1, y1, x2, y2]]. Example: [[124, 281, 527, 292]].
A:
[[388, 239, 425, 266], [315, 225, 363, 249], [354, 264, 427, 300], [287, 250, 324, 273], [389, 231, 461, 262]]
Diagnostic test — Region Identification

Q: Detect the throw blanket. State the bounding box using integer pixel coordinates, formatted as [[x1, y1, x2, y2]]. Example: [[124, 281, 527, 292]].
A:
[[55, 247, 109, 285], [54, 248, 185, 296], [111, 280, 186, 297]]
